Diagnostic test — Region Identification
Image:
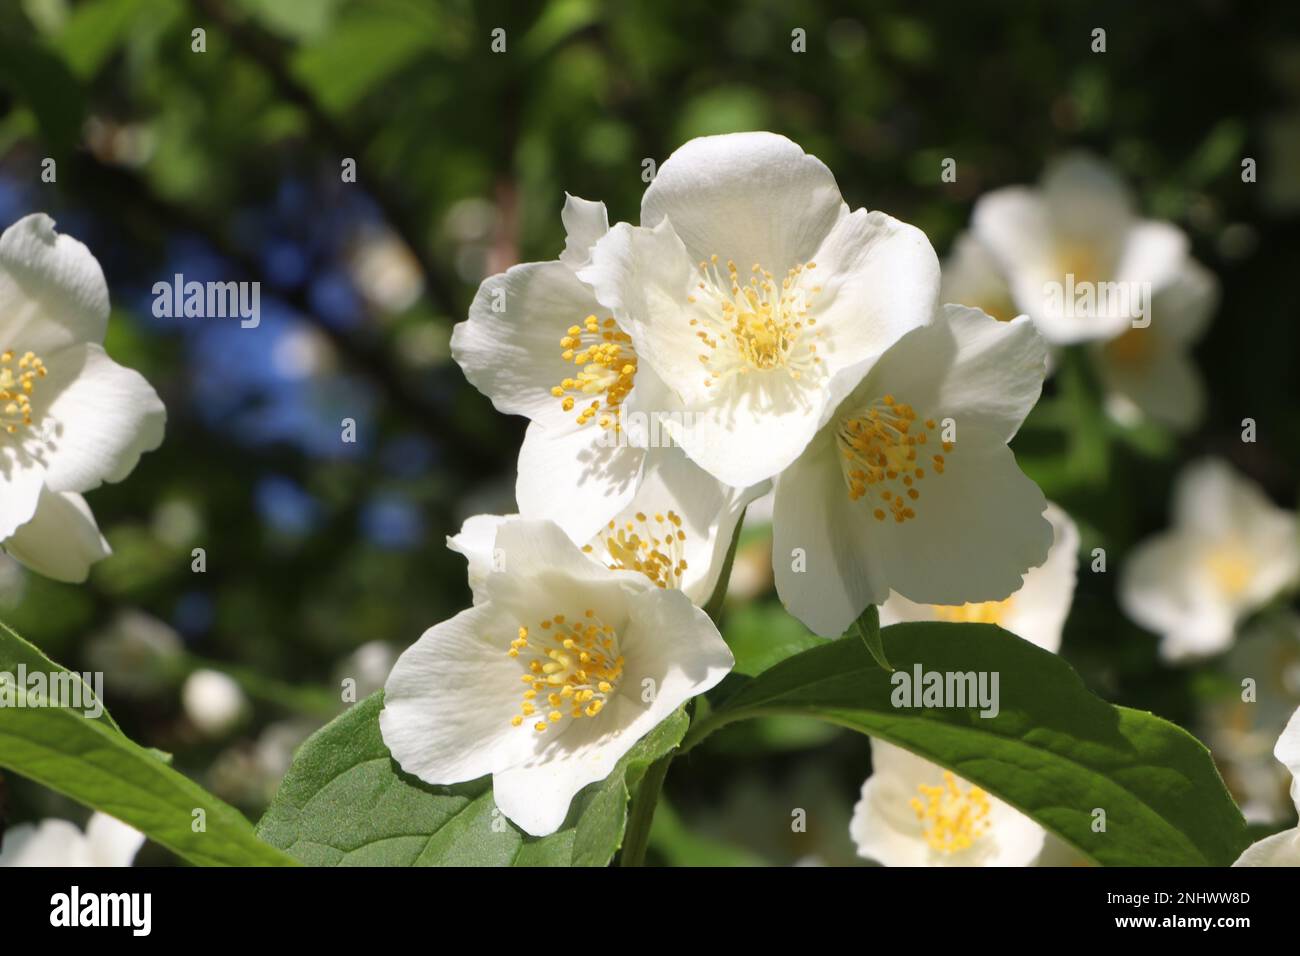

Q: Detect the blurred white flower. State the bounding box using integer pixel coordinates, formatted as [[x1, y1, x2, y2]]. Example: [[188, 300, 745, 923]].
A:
[[0, 812, 143, 867], [580, 132, 939, 489], [971, 153, 1205, 346], [347, 225, 424, 315], [85, 610, 182, 699], [1090, 259, 1217, 432], [382, 519, 732, 836], [850, 740, 1045, 866], [1234, 706, 1300, 866], [335, 640, 400, 700], [940, 233, 1017, 323], [182, 669, 248, 737], [772, 305, 1052, 637], [0, 214, 165, 582], [1120, 459, 1300, 662], [880, 502, 1079, 652]]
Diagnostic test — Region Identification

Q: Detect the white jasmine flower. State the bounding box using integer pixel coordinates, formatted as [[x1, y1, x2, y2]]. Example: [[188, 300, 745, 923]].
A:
[[1120, 458, 1300, 662], [381, 518, 733, 836], [453, 195, 665, 542], [1090, 259, 1217, 432], [449, 447, 758, 607], [0, 812, 143, 867], [772, 305, 1052, 637], [850, 739, 1045, 866], [579, 132, 940, 488], [181, 669, 248, 737], [972, 153, 1199, 345], [1234, 706, 1300, 866], [879, 502, 1079, 653], [0, 214, 165, 582]]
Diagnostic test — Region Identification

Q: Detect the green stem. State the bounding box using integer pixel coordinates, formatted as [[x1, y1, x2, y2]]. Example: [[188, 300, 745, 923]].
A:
[[619, 753, 673, 866]]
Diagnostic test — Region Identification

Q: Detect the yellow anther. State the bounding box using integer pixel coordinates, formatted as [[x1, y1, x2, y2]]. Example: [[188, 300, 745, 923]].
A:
[[909, 771, 992, 854]]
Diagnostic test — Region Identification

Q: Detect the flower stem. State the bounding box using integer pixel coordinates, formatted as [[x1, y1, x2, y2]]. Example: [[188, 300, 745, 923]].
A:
[[619, 753, 673, 866]]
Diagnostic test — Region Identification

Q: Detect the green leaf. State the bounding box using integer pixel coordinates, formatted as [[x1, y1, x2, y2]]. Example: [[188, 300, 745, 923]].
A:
[[722, 601, 823, 676], [0, 621, 295, 867], [0, 33, 85, 154], [0, 621, 120, 734], [257, 693, 688, 866], [853, 604, 891, 671], [686, 623, 1249, 867], [290, 4, 440, 115]]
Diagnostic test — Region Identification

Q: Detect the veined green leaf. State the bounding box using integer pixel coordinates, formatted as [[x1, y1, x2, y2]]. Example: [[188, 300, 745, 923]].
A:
[[258, 693, 687, 866]]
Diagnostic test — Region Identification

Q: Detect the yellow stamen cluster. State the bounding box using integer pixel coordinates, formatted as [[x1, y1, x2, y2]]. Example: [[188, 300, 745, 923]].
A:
[[0, 349, 46, 435], [689, 255, 823, 387], [583, 510, 688, 589], [910, 771, 992, 854], [507, 611, 625, 733], [932, 598, 1014, 627], [835, 395, 952, 523], [550, 314, 637, 431]]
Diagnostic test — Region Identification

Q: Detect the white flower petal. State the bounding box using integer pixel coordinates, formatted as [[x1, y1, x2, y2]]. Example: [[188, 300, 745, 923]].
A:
[[580, 220, 710, 407], [997, 503, 1079, 653], [31, 343, 165, 494], [941, 233, 1017, 323], [1097, 343, 1204, 432], [857, 308, 1047, 443], [0, 214, 108, 351], [1232, 826, 1300, 867], [85, 812, 145, 867], [452, 259, 607, 430], [448, 513, 516, 604], [0, 820, 93, 867], [0, 455, 43, 540], [1114, 220, 1190, 293], [773, 430, 885, 636], [802, 208, 940, 379], [516, 420, 644, 543], [483, 518, 637, 625], [558, 194, 609, 269], [1041, 153, 1134, 257], [380, 603, 545, 786], [665, 372, 836, 489], [2, 487, 109, 583], [1275, 706, 1300, 816], [640, 132, 846, 273], [971, 186, 1054, 284], [880, 502, 1079, 654]]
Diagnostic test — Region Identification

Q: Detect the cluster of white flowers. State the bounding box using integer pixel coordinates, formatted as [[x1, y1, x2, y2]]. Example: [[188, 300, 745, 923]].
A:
[[382, 132, 1058, 837]]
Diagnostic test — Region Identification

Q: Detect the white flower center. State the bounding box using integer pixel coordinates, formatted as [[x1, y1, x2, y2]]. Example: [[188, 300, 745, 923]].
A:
[[835, 394, 952, 523], [0, 349, 46, 435], [910, 771, 992, 854], [507, 610, 625, 733], [550, 314, 637, 432], [688, 255, 823, 387], [582, 510, 688, 590], [1204, 546, 1254, 599]]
